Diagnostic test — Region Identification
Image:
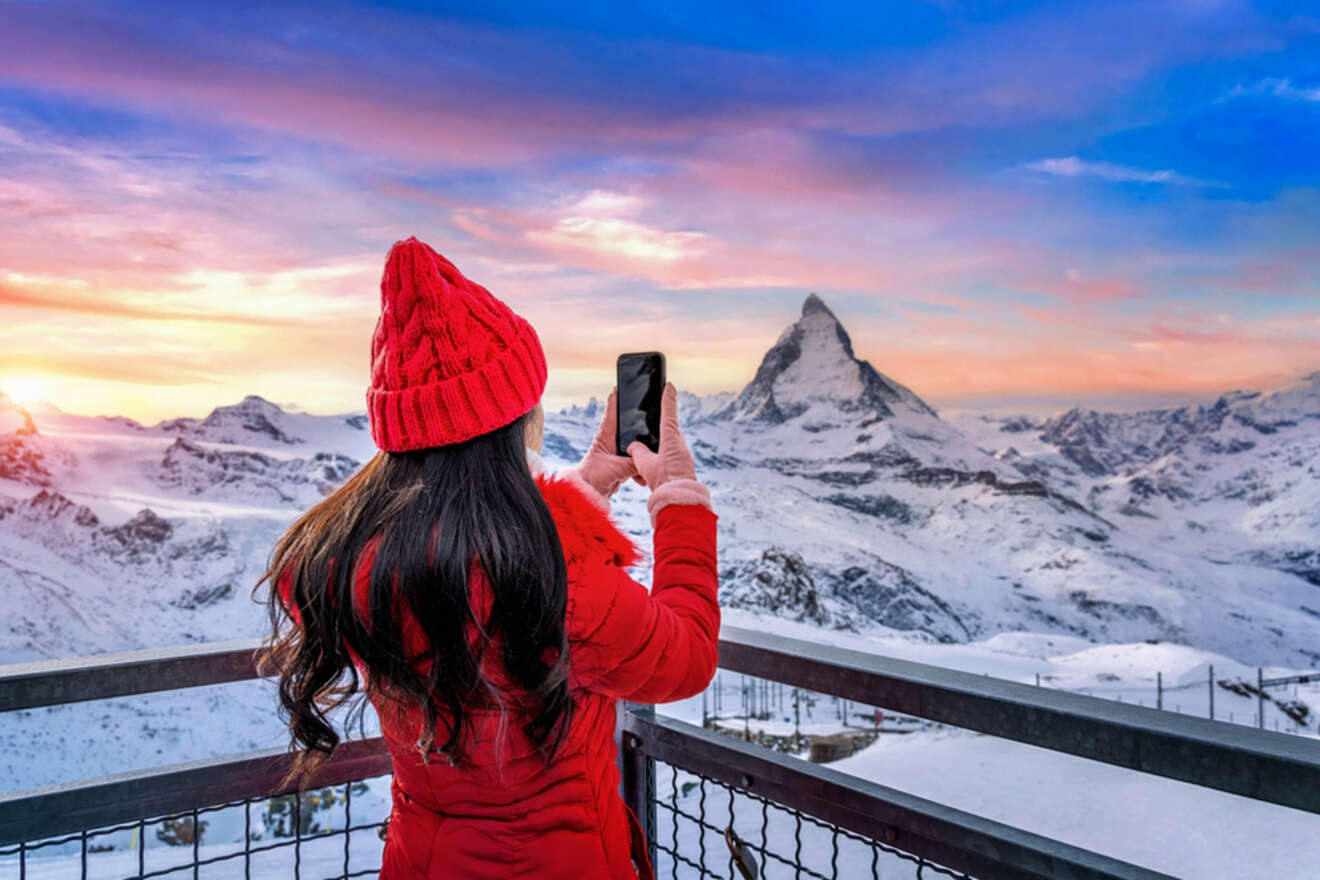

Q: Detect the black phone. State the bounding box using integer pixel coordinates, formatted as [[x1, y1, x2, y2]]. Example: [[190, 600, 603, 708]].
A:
[[616, 351, 666, 454]]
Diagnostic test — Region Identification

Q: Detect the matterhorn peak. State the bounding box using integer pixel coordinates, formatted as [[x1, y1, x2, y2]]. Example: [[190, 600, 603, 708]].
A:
[[801, 292, 837, 319], [716, 294, 936, 424]]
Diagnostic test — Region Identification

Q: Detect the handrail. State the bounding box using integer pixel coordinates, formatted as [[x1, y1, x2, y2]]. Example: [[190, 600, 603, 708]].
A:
[[4, 625, 1318, 814], [0, 638, 261, 712], [622, 710, 1173, 880], [0, 737, 391, 847], [716, 624, 1320, 814]]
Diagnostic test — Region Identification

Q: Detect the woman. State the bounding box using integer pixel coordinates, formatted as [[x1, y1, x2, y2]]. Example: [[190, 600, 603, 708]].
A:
[[258, 237, 719, 879]]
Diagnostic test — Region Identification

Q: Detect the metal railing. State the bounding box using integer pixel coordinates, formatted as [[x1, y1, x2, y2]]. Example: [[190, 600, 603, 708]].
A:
[[622, 708, 1157, 880], [2, 774, 390, 880], [710, 627, 1320, 813], [1, 642, 393, 879], [3, 626, 1318, 878], [618, 628, 1320, 879]]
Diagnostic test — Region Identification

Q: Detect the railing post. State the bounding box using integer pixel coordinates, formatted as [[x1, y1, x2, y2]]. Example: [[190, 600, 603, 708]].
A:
[[619, 701, 657, 872], [794, 687, 801, 747], [1257, 667, 1265, 729]]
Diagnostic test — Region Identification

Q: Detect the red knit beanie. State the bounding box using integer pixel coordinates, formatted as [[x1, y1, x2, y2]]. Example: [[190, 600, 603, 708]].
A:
[[366, 237, 547, 452]]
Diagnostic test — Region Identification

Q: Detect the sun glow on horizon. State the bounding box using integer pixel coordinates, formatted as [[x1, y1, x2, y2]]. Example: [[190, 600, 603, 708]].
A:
[[2, 374, 50, 406]]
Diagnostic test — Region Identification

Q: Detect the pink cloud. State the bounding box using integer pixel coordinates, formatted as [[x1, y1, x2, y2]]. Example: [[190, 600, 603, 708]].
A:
[[1017, 270, 1144, 303]]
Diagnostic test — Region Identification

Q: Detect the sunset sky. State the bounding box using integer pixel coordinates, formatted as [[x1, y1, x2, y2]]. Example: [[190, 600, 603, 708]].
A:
[[1, 0, 1318, 421]]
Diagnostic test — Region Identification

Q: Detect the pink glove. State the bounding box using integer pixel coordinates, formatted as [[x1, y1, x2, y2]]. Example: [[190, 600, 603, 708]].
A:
[[626, 383, 712, 526], [566, 388, 639, 509]]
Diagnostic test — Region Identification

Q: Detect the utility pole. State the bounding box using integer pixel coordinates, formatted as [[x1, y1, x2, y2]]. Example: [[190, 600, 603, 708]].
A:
[[1208, 665, 1214, 721], [1157, 672, 1163, 711]]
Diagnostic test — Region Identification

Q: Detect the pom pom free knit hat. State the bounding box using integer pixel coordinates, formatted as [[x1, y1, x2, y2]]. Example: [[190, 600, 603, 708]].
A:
[[366, 237, 547, 451]]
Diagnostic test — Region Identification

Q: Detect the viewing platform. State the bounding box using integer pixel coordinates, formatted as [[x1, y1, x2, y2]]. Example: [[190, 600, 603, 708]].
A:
[[3, 626, 1319, 878]]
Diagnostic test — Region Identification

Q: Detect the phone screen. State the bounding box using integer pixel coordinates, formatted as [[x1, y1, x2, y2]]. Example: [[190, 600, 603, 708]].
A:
[[616, 352, 666, 454]]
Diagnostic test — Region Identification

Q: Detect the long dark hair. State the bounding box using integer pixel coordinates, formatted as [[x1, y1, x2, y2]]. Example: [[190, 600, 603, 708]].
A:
[[256, 411, 572, 786]]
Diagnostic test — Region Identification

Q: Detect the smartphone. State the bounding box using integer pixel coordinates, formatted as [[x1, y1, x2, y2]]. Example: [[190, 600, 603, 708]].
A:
[[616, 352, 666, 454]]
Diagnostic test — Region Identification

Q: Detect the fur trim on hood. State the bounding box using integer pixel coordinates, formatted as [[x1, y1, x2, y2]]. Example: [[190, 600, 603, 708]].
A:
[[533, 472, 641, 570]]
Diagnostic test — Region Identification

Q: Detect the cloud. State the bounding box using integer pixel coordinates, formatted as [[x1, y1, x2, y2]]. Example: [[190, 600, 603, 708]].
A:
[[1221, 77, 1320, 102], [1015, 267, 1142, 303], [528, 217, 708, 265], [1025, 156, 1226, 188], [523, 189, 709, 266]]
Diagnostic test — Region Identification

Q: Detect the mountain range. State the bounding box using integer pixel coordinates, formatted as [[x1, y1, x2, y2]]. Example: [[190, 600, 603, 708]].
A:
[[2, 295, 1318, 670]]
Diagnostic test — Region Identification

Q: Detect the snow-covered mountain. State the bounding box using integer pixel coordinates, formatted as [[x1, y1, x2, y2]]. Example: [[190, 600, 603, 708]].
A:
[[550, 298, 1319, 666], [0, 392, 376, 660], [953, 373, 1320, 592], [715, 293, 936, 424], [2, 296, 1318, 675]]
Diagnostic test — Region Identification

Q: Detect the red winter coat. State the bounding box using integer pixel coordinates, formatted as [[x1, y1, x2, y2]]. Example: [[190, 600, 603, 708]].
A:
[[282, 473, 719, 879]]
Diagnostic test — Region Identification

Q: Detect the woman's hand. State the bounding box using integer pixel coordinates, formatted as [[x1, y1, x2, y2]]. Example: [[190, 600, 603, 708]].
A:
[[625, 383, 694, 489], [568, 388, 639, 505], [627, 383, 712, 524]]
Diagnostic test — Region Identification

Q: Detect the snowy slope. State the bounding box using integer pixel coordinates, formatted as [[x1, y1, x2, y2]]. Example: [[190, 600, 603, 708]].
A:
[[951, 372, 1320, 639]]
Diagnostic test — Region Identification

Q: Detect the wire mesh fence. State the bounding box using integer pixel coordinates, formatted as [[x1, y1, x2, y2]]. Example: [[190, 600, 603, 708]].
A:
[[0, 776, 391, 880], [0, 764, 969, 880], [651, 760, 973, 880]]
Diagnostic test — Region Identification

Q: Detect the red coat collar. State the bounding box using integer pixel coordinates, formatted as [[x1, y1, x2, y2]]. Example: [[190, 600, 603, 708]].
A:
[[533, 473, 640, 570]]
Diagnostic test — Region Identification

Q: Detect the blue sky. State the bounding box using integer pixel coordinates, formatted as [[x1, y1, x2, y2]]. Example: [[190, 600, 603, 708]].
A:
[[0, 0, 1317, 419]]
